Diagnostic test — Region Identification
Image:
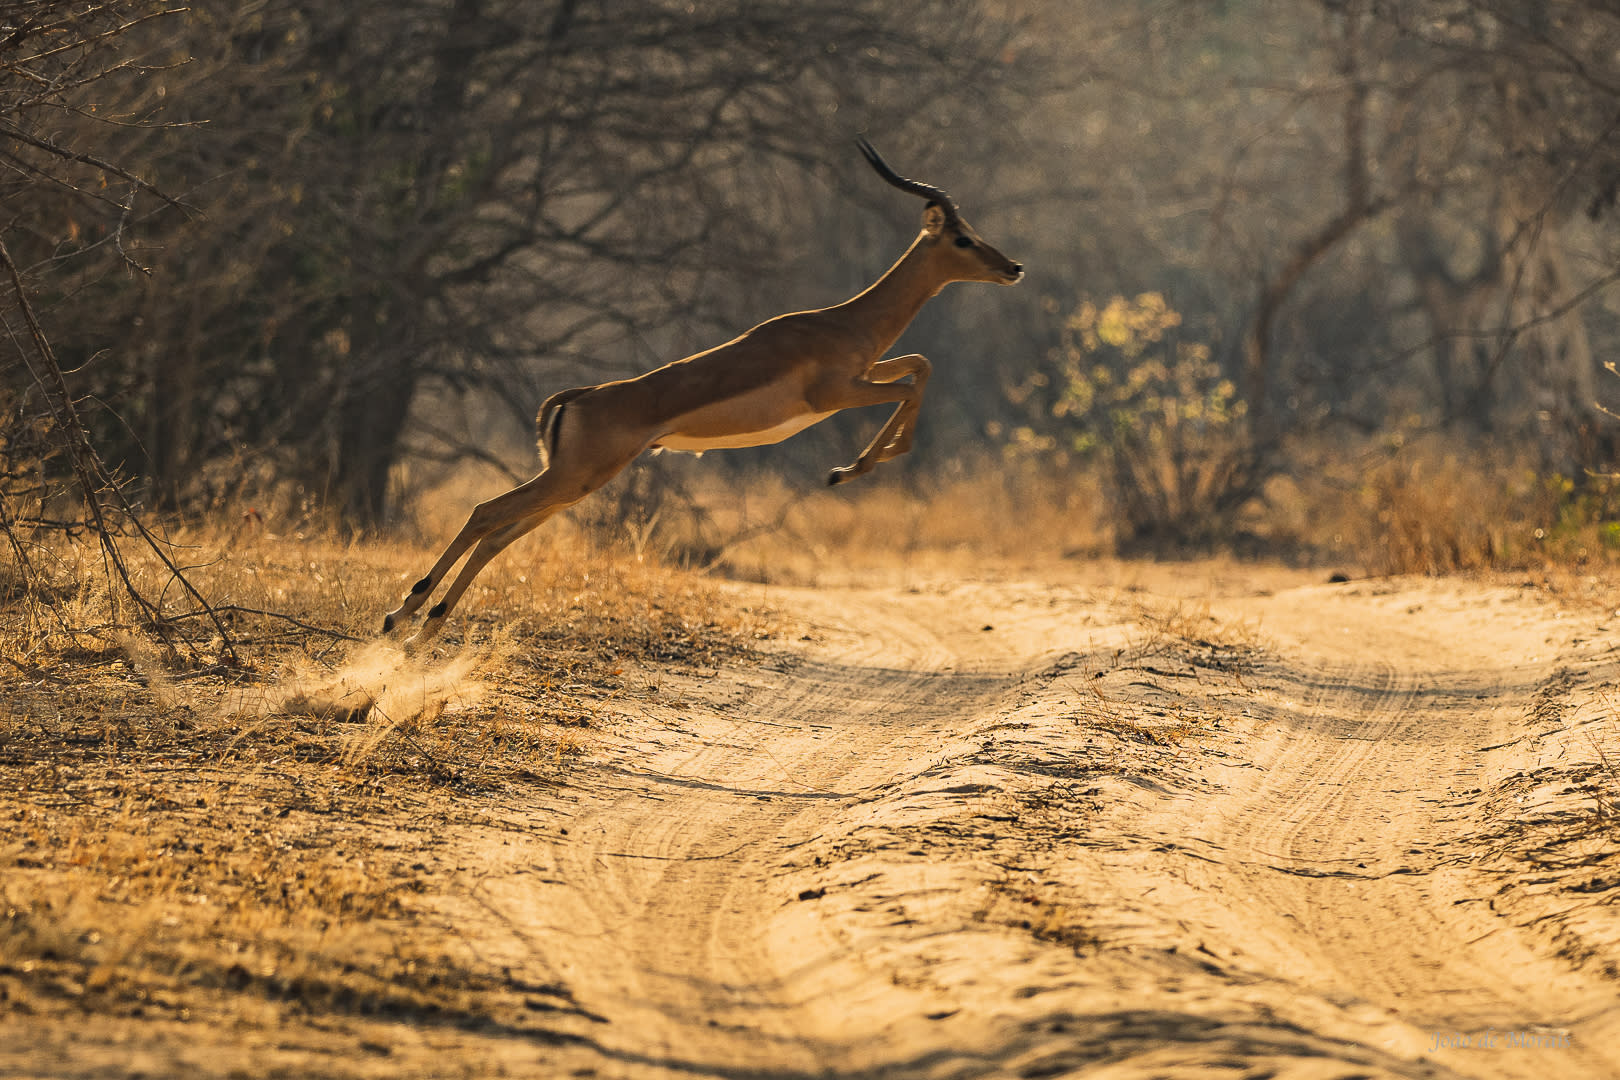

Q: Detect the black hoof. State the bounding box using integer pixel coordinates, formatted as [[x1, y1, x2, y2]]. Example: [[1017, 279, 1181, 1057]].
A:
[[382, 613, 395, 633]]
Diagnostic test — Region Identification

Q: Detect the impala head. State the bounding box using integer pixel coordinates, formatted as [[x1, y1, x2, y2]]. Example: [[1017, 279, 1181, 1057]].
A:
[[857, 137, 1024, 286]]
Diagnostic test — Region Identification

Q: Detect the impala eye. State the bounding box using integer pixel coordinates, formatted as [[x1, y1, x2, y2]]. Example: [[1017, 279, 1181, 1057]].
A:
[[954, 236, 975, 248]]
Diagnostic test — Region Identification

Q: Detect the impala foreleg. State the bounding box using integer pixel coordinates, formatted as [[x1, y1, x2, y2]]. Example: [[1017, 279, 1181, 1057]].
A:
[[827, 353, 931, 486]]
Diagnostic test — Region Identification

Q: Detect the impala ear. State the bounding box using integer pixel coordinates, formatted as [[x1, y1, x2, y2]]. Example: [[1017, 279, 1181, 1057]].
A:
[[922, 202, 947, 235]]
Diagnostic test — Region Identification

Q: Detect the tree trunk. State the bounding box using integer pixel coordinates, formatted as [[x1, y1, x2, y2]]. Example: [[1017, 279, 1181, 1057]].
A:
[[334, 352, 418, 526]]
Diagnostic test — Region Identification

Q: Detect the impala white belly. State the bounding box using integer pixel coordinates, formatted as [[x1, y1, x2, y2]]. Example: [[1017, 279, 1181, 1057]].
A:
[[655, 410, 835, 453]]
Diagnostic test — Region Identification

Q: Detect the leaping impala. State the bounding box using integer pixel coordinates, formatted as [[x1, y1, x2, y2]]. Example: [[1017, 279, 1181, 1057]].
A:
[[385, 138, 1023, 648]]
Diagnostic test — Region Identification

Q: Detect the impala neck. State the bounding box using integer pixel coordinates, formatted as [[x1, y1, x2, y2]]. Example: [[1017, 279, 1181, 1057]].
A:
[[838, 233, 948, 353]]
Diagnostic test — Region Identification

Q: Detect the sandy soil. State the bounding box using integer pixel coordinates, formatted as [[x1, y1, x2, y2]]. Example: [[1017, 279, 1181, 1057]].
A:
[[11, 563, 1620, 1078], [402, 565, 1620, 1078]]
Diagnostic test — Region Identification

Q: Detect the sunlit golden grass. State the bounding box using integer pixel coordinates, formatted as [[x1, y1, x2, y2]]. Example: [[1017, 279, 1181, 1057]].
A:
[[615, 433, 1620, 586], [1266, 432, 1620, 576], [0, 508, 768, 1048], [654, 459, 1109, 585]]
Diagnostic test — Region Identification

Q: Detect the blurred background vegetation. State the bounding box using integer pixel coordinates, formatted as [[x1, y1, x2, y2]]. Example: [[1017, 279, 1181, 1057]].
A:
[[8, 0, 1620, 573]]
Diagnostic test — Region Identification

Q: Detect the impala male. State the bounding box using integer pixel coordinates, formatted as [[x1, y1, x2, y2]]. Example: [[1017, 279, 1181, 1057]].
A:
[[385, 139, 1023, 648]]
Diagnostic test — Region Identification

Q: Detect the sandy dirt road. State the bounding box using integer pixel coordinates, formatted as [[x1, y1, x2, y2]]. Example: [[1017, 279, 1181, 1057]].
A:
[[407, 567, 1620, 1079]]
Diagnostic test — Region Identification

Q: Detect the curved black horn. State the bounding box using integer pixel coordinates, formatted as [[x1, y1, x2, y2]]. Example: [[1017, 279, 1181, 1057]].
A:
[[856, 137, 959, 220]]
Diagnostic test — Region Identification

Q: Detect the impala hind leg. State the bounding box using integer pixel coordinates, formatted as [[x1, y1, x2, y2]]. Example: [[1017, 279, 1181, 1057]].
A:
[[828, 353, 931, 486], [382, 472, 556, 635], [384, 392, 646, 640], [402, 515, 548, 651], [384, 458, 632, 644]]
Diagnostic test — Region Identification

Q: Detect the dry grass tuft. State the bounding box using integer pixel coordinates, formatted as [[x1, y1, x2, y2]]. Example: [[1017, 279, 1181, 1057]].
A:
[[1128, 595, 1266, 666], [974, 872, 1100, 954]]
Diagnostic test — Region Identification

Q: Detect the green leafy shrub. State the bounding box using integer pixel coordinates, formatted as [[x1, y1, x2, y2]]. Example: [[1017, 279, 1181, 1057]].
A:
[[1010, 293, 1264, 547]]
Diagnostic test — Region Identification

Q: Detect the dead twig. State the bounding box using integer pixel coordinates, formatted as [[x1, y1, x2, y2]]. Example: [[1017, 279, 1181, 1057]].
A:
[[0, 236, 238, 661]]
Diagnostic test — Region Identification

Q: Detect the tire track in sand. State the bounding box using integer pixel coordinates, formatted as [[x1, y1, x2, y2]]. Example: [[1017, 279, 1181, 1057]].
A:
[[460, 590, 1025, 1077], [1162, 586, 1620, 1078], [437, 577, 1620, 1079]]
